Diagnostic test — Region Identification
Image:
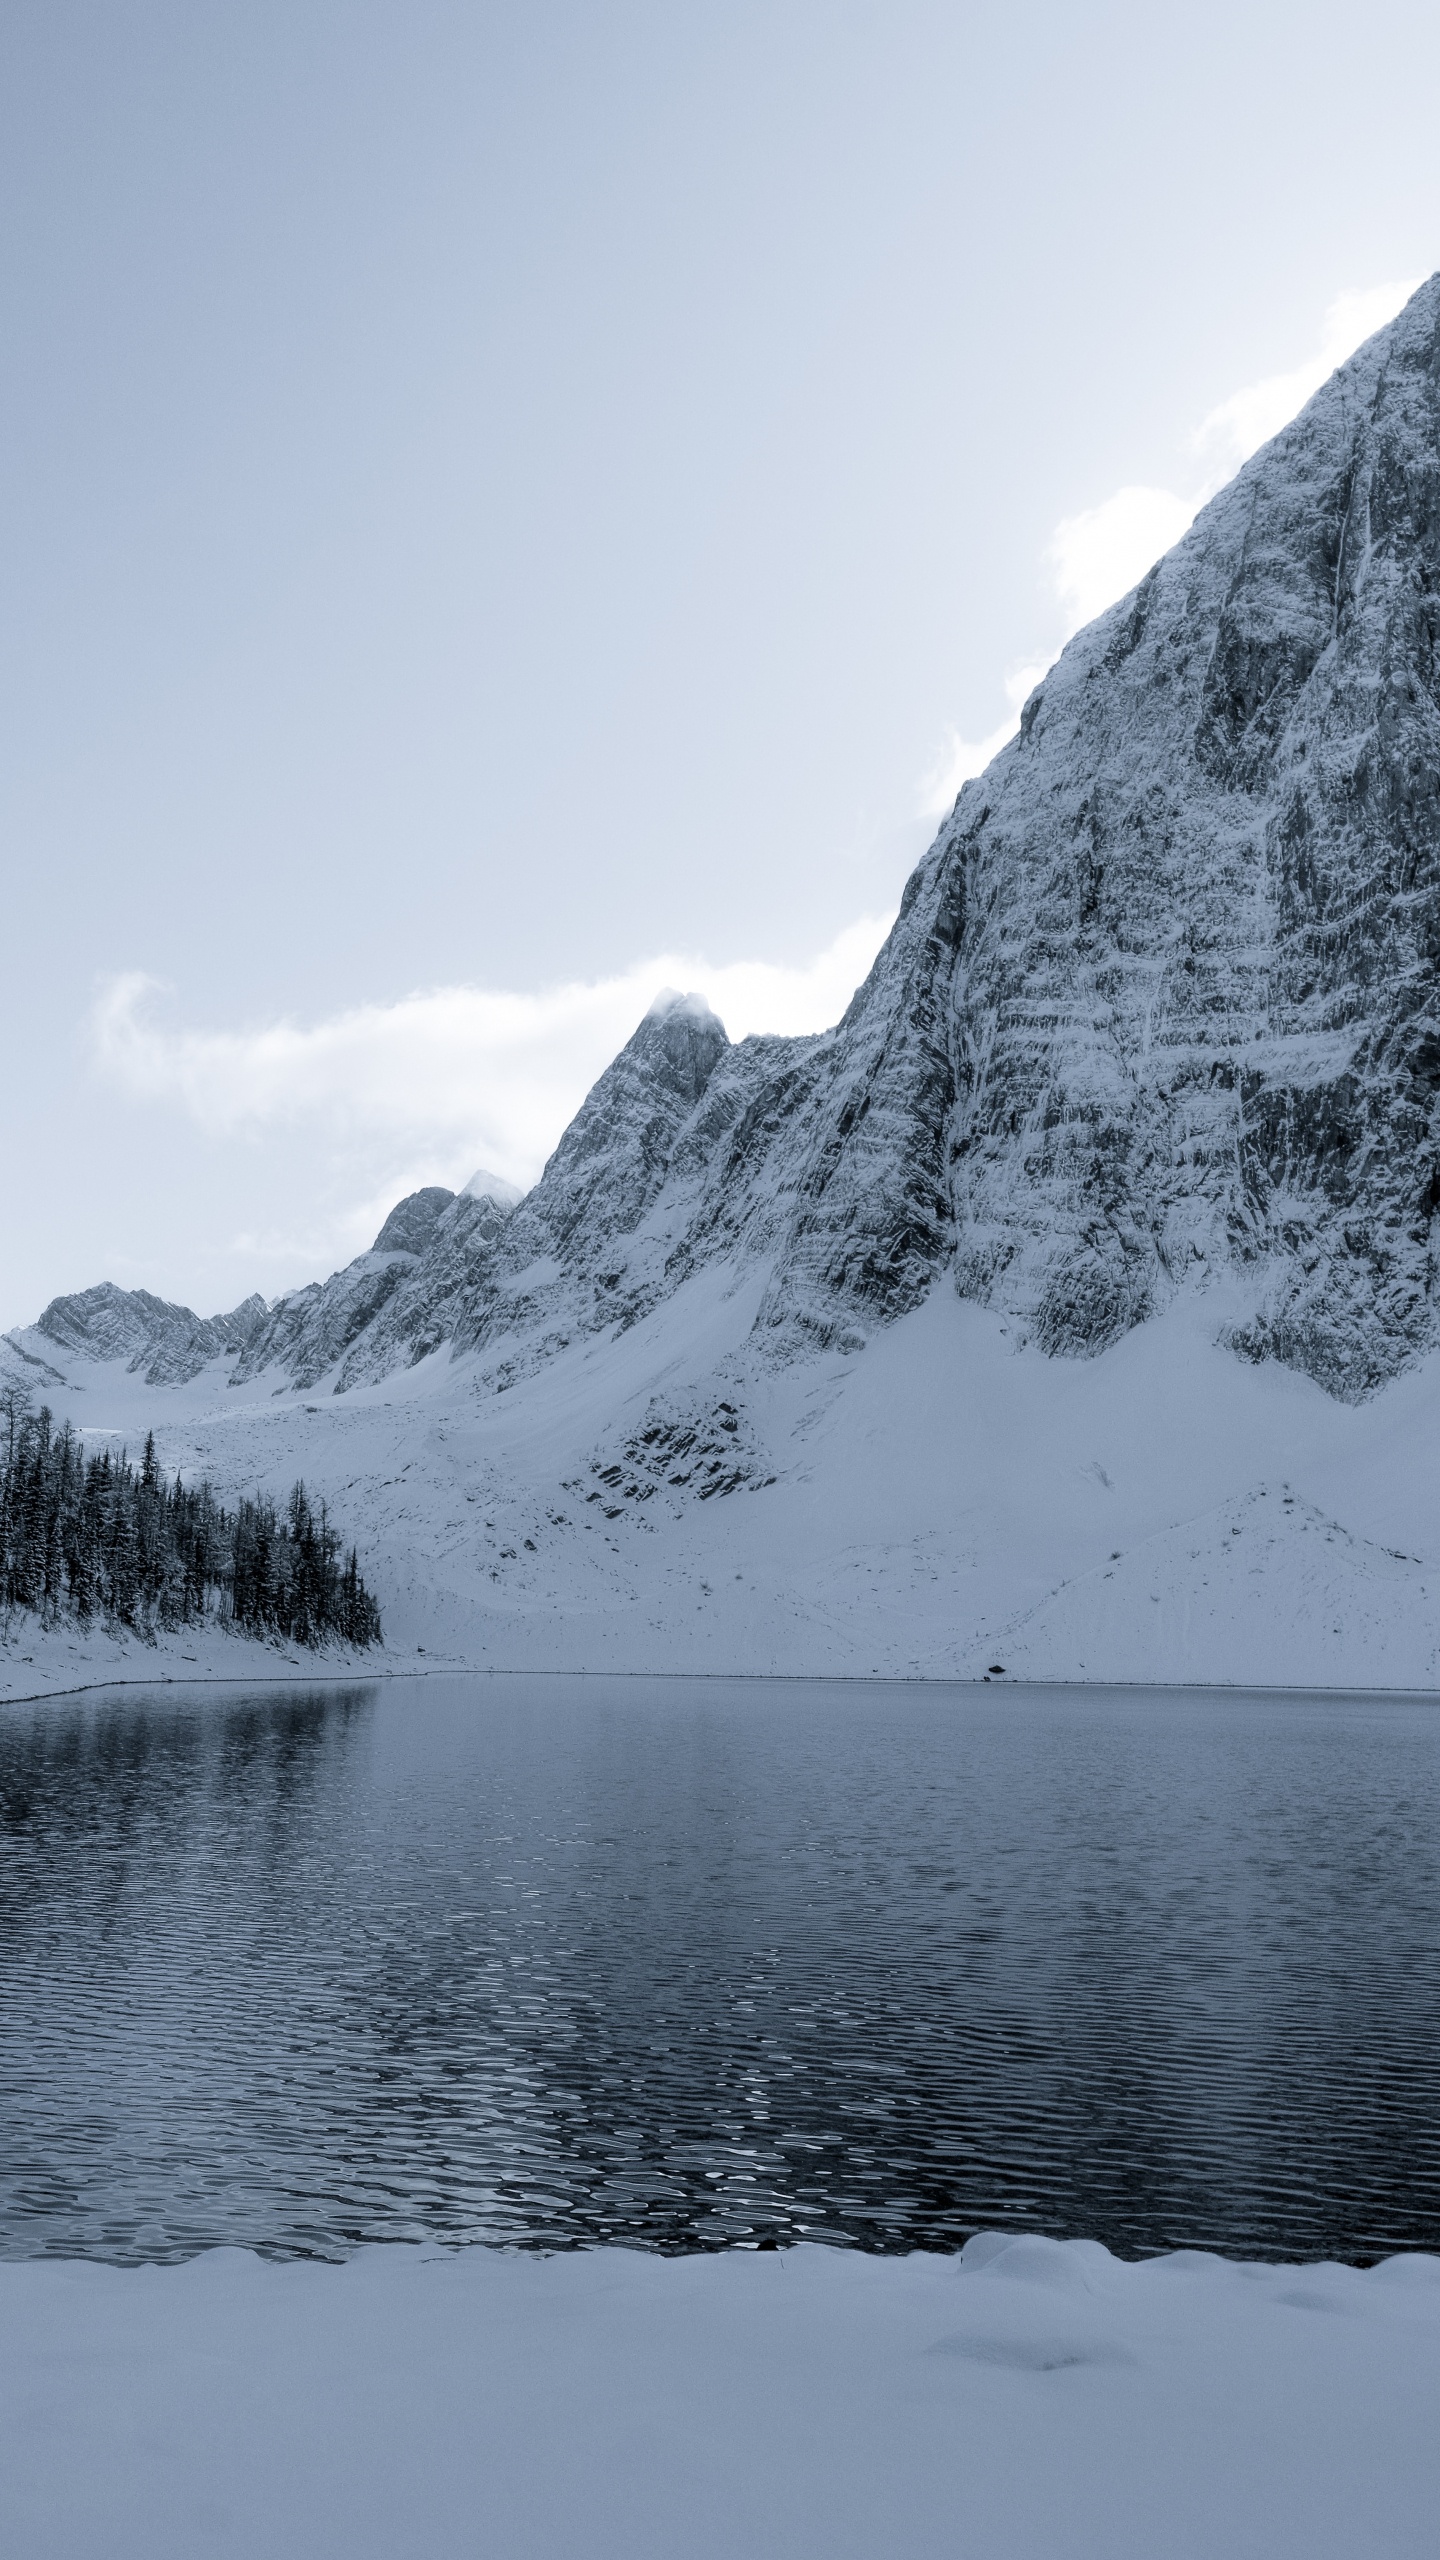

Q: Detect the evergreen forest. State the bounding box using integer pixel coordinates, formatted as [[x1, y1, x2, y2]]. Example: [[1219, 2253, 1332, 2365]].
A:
[[0, 1395, 382, 1648]]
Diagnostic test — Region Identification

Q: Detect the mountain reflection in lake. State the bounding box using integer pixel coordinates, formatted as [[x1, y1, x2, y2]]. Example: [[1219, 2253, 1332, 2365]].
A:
[[1, 1674, 1437, 2264]]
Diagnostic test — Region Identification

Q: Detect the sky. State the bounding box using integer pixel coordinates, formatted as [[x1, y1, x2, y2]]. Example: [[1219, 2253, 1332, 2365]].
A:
[[2, 0, 1439, 1328]]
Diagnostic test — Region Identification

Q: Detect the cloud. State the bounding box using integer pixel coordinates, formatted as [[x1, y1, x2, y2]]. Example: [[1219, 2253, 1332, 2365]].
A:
[[920, 276, 1425, 811], [90, 912, 897, 1209], [1046, 486, 1199, 636], [1195, 279, 1423, 474], [917, 662, 1049, 818], [1063, 278, 1425, 625]]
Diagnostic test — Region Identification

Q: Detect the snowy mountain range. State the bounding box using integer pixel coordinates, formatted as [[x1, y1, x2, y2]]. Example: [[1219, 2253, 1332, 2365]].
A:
[[7, 275, 1440, 1698]]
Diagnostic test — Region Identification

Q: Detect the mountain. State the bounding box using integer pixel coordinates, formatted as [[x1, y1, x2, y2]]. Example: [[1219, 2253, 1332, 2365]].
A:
[[29, 1284, 268, 1387], [9, 278, 1440, 1697]]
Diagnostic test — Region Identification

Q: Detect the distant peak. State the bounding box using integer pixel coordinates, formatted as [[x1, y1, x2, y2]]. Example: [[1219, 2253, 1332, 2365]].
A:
[[371, 1186, 456, 1256]]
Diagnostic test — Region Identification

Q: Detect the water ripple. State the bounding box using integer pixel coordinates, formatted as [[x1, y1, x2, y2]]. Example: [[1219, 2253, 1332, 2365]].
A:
[[1, 1674, 1437, 2263]]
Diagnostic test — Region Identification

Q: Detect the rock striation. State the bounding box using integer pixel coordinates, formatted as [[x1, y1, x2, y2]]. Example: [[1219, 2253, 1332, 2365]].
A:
[[227, 1183, 522, 1392], [30, 1284, 268, 1387], [928, 272, 1440, 1395]]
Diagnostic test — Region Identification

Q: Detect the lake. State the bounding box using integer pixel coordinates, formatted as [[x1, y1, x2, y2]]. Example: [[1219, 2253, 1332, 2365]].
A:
[[1, 1673, 1437, 2263]]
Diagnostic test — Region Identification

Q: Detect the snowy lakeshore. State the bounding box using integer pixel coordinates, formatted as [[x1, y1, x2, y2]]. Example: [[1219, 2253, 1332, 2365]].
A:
[[5, 2235, 1439, 2560], [0, 1611, 387, 1710], [9, 1282, 1440, 1705], [6, 1667, 1436, 2555]]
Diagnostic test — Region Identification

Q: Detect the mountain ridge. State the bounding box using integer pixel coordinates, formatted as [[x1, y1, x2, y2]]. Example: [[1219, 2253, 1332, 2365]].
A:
[[10, 275, 1440, 1428]]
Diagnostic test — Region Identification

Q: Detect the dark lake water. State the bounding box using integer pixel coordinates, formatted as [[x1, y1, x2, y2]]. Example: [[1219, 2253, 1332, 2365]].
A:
[[1, 1673, 1437, 2265]]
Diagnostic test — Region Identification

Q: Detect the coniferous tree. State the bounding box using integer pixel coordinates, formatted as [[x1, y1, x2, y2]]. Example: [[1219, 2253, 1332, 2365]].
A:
[[0, 1394, 381, 1648]]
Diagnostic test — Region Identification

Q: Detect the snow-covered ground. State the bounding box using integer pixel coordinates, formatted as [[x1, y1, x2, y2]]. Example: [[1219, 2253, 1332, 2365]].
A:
[[0, 1612, 380, 1707], [6, 1268, 1440, 1702], [4, 2235, 1437, 2559]]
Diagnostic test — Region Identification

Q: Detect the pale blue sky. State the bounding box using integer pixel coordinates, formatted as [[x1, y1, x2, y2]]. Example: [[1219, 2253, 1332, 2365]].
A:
[[4, 1, 1440, 1323]]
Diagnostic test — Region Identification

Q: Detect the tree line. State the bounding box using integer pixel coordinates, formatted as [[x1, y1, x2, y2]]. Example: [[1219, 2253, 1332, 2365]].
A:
[[0, 1391, 382, 1649]]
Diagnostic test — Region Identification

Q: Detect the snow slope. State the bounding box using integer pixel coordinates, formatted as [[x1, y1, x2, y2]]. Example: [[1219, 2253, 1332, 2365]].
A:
[[7, 1264, 1440, 1701], [4, 2236, 1437, 2560]]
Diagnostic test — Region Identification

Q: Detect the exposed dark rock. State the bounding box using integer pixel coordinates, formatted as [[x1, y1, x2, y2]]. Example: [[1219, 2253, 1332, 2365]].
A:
[[29, 1284, 268, 1386], [371, 1188, 456, 1254], [590, 1396, 775, 1507]]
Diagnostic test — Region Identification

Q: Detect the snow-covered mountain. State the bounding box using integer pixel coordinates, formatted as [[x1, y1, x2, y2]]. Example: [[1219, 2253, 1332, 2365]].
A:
[[8, 277, 1440, 1697]]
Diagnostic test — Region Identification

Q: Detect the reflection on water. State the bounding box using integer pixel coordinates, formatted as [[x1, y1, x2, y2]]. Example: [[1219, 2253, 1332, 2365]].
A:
[[1, 1674, 1437, 2264]]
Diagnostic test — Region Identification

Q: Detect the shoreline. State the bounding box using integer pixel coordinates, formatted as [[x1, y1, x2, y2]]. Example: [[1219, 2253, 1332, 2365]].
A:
[[5, 1650, 1440, 1710]]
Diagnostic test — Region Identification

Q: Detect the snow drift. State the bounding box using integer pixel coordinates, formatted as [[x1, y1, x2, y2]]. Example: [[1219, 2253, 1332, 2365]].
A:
[[4, 2236, 1438, 2560]]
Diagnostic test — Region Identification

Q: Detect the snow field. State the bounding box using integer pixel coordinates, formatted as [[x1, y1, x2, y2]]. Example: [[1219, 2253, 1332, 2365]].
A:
[[4, 2235, 1437, 2559], [8, 1274, 1440, 1696]]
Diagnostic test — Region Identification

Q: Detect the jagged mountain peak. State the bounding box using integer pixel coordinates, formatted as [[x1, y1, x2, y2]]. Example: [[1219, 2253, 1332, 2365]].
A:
[[488, 996, 732, 1279], [26, 1282, 267, 1386], [644, 986, 727, 1030], [371, 1188, 457, 1255], [619, 989, 729, 1090]]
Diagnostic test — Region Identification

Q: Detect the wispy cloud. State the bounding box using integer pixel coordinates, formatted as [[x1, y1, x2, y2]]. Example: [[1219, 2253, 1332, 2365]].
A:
[[1193, 281, 1424, 475], [1045, 486, 1199, 636], [90, 912, 897, 1221], [917, 663, 1050, 818], [920, 277, 1424, 817]]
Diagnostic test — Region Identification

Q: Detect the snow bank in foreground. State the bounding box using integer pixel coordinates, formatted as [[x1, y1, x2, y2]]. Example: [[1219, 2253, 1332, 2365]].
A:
[[4, 2237, 1437, 2559]]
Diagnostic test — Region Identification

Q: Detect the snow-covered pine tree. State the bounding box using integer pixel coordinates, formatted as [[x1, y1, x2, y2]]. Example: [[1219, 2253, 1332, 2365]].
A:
[[0, 1403, 381, 1648]]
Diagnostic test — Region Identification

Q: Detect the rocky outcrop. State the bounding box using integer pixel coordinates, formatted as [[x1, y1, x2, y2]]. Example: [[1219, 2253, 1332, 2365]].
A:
[[586, 1393, 777, 1511], [371, 1187, 457, 1255]]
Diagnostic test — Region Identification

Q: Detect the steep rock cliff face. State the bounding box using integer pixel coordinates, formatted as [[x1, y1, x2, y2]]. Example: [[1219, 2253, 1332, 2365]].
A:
[[413, 271, 1440, 1403], [928, 272, 1440, 1395]]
